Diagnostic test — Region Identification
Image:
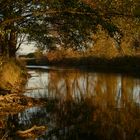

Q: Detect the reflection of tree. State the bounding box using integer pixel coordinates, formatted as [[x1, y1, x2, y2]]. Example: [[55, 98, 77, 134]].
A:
[[95, 74, 118, 108], [120, 76, 134, 107], [47, 91, 140, 140], [47, 70, 139, 107]]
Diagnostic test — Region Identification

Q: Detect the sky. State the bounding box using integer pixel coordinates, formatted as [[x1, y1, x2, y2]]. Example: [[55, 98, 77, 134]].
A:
[[16, 42, 37, 55], [16, 35, 37, 55]]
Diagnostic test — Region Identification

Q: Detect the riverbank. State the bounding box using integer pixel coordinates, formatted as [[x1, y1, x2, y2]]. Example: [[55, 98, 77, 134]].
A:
[[0, 93, 46, 139], [0, 58, 48, 139], [0, 58, 43, 117]]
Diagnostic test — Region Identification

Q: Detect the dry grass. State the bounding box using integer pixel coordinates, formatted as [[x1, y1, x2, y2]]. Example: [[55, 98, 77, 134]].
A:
[[0, 58, 27, 92]]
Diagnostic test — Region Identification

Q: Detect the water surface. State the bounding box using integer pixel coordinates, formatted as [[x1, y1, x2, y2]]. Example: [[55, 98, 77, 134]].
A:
[[2, 66, 140, 140]]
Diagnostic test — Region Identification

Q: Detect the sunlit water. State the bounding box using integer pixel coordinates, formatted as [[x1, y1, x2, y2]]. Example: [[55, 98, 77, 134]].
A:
[[2, 66, 140, 140]]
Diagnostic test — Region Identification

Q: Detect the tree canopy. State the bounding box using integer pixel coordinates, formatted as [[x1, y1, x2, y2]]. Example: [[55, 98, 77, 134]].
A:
[[0, 0, 139, 57]]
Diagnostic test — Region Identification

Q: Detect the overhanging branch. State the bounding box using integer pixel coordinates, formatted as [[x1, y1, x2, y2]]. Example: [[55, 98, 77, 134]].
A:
[[0, 9, 139, 27]]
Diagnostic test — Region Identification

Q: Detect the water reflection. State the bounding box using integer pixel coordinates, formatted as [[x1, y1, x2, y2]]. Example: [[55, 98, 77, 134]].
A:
[[1, 68, 140, 140], [24, 68, 140, 140], [25, 69, 140, 106]]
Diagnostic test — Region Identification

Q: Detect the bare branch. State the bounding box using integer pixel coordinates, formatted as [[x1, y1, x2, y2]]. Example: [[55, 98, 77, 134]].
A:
[[16, 33, 26, 51]]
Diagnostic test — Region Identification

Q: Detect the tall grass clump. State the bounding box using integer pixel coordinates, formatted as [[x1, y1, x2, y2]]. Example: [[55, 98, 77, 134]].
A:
[[0, 57, 27, 92]]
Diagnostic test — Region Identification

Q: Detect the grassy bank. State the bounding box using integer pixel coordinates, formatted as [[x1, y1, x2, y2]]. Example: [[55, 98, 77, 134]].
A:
[[0, 57, 32, 117]]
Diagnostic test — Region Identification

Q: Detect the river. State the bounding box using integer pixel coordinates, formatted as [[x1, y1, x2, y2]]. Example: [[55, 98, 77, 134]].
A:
[[2, 66, 140, 139]]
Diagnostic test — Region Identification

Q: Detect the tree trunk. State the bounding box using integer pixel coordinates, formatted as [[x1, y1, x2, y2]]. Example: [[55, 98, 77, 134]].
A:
[[8, 30, 17, 57], [0, 33, 8, 56], [0, 34, 2, 55], [0, 30, 17, 57], [0, 34, 5, 56]]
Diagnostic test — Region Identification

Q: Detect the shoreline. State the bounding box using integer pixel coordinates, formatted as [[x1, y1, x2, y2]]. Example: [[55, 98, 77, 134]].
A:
[[25, 55, 140, 76], [0, 59, 44, 117]]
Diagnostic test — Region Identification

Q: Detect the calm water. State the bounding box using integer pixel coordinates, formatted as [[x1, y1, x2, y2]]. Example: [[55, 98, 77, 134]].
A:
[[1, 66, 140, 140]]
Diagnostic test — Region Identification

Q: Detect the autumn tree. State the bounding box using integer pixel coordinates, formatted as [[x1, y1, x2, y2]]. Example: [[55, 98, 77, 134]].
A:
[[0, 0, 139, 57], [27, 0, 140, 52], [0, 0, 45, 57]]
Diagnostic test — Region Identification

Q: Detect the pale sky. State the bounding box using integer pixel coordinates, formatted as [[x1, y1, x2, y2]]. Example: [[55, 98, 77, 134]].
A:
[[16, 41, 37, 55]]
